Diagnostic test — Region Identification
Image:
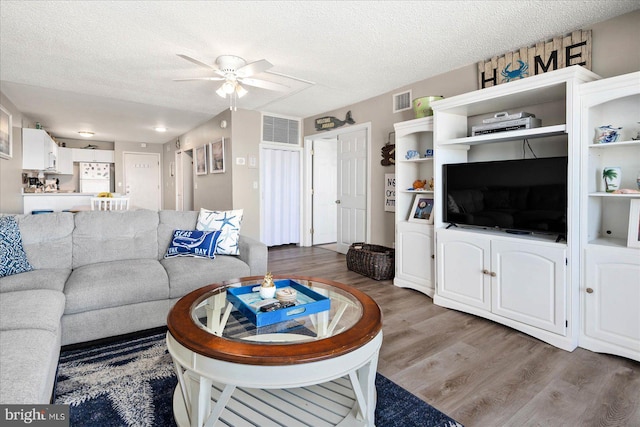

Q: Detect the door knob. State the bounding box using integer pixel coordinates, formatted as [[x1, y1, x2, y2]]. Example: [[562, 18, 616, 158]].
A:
[[482, 269, 490, 275], [586, 288, 594, 294], [490, 272, 497, 277], [335, 200, 341, 204]]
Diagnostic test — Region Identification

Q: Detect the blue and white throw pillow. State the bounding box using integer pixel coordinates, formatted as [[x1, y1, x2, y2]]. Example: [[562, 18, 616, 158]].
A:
[[196, 208, 243, 256], [0, 216, 34, 277], [164, 229, 222, 259]]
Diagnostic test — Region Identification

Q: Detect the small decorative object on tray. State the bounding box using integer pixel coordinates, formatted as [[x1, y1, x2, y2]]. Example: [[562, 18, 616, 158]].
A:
[[259, 272, 276, 299], [276, 287, 297, 304], [227, 279, 330, 327]]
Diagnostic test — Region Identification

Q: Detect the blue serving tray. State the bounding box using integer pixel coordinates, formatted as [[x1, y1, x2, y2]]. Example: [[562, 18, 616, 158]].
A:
[[226, 279, 331, 327]]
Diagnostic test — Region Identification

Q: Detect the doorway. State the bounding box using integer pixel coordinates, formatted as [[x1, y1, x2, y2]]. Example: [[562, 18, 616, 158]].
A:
[[175, 150, 194, 211], [303, 123, 371, 253], [122, 152, 161, 210]]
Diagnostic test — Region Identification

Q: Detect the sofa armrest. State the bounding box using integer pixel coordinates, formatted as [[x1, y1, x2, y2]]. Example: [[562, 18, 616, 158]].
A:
[[238, 235, 268, 276]]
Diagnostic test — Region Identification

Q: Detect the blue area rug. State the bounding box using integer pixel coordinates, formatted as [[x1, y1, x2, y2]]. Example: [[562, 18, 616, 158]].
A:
[[55, 329, 462, 427]]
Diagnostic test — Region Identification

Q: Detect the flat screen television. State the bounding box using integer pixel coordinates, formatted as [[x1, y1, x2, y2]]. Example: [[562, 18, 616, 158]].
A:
[[443, 157, 568, 236]]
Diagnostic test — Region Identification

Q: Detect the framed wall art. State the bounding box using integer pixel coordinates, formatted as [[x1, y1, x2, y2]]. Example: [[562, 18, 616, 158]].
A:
[[627, 199, 640, 248], [195, 145, 207, 175], [209, 138, 225, 174], [0, 105, 12, 159], [408, 196, 433, 223]]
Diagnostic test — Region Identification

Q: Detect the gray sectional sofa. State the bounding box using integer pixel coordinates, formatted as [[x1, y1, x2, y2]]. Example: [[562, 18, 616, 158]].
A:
[[0, 209, 268, 405]]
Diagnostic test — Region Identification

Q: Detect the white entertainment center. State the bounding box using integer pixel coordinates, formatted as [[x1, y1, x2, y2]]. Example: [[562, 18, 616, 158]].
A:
[[393, 66, 640, 361]]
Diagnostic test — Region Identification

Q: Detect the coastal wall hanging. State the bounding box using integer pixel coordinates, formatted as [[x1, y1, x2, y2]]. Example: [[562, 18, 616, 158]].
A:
[[478, 30, 591, 89], [315, 111, 355, 131]]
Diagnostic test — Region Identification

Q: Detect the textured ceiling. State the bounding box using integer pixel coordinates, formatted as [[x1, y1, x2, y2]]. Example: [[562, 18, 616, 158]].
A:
[[1, 1, 638, 143]]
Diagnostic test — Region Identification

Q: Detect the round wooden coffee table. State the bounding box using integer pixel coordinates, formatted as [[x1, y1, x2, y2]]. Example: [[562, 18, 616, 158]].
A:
[[166, 275, 382, 427]]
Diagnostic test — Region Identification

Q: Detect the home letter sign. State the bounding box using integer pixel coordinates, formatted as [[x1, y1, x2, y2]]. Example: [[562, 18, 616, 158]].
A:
[[478, 30, 591, 89]]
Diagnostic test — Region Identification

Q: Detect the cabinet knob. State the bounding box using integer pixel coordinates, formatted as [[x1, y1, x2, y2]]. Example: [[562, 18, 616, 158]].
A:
[[586, 288, 594, 294], [490, 272, 497, 277], [431, 254, 435, 259], [482, 269, 490, 275]]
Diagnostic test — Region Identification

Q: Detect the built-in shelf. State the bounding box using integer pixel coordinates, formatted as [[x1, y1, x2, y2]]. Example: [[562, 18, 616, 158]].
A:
[[588, 192, 640, 198], [441, 124, 566, 146], [588, 140, 640, 149], [587, 238, 630, 248], [400, 190, 434, 194], [398, 157, 434, 163]]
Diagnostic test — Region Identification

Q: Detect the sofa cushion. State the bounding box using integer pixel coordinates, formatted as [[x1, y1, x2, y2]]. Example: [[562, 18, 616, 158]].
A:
[[161, 256, 250, 298], [0, 329, 60, 404], [73, 210, 159, 268], [64, 259, 169, 314], [0, 268, 70, 293], [157, 210, 199, 260], [13, 212, 74, 270], [164, 229, 222, 259], [0, 289, 65, 332], [0, 216, 33, 277], [196, 208, 243, 255]]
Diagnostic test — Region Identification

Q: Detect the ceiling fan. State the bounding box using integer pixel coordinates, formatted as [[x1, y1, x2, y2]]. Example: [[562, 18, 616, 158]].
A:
[[175, 54, 289, 108]]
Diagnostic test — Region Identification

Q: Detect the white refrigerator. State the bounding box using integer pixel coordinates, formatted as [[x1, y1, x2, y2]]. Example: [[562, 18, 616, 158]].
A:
[[79, 162, 111, 193]]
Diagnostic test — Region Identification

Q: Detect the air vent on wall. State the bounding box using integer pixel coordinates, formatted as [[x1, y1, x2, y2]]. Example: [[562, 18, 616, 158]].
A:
[[393, 90, 412, 113], [263, 115, 300, 144]]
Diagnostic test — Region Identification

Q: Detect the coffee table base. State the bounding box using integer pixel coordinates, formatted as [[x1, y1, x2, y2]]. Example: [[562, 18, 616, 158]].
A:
[[168, 331, 382, 427], [172, 375, 376, 427]]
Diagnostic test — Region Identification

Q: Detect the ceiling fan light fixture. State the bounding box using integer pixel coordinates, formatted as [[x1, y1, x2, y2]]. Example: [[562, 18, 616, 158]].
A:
[[223, 81, 236, 94], [78, 131, 94, 137], [236, 84, 248, 98], [216, 86, 227, 98]]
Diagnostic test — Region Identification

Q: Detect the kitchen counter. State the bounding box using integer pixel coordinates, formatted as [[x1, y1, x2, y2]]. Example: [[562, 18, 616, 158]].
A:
[[22, 193, 96, 214]]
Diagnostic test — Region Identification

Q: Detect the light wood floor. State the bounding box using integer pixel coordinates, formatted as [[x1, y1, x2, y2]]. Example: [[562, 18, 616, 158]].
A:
[[267, 245, 640, 427]]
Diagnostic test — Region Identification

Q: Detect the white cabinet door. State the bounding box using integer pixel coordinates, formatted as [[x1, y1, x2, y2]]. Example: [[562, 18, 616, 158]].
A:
[[583, 247, 640, 359], [56, 147, 73, 174], [436, 230, 491, 310], [72, 148, 115, 163], [395, 222, 434, 295], [22, 129, 46, 170], [491, 240, 566, 335]]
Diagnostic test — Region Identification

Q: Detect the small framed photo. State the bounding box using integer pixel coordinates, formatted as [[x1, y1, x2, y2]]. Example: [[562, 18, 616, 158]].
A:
[[627, 199, 640, 248], [408, 196, 433, 223], [0, 105, 12, 160], [209, 138, 225, 174], [195, 145, 207, 175]]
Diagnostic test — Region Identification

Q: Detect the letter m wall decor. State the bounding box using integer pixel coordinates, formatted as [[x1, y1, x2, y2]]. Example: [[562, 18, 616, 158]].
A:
[[478, 30, 591, 89]]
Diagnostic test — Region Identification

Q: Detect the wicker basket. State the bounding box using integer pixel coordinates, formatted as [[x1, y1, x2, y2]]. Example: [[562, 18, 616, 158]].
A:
[[346, 243, 395, 281]]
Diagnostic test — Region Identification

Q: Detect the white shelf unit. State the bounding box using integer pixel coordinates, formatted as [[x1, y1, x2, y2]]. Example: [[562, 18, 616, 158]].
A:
[[431, 66, 601, 351], [393, 117, 435, 296], [579, 71, 640, 362]]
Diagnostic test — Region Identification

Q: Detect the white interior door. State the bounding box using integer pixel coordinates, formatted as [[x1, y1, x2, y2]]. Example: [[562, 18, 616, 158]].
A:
[[175, 151, 183, 210], [336, 128, 367, 254], [123, 152, 161, 210], [312, 138, 337, 245], [182, 150, 193, 211]]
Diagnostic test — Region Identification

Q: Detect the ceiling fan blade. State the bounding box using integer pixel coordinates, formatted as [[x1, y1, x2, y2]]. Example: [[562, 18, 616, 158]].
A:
[[176, 54, 219, 70], [173, 77, 225, 82], [236, 59, 273, 78], [239, 77, 289, 91]]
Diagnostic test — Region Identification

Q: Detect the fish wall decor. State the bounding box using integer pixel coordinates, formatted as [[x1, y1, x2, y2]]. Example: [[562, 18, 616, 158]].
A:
[[315, 111, 355, 131]]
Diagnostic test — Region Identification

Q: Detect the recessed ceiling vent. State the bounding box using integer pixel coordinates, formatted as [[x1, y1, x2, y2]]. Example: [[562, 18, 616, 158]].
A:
[[393, 90, 412, 113], [263, 115, 300, 144]]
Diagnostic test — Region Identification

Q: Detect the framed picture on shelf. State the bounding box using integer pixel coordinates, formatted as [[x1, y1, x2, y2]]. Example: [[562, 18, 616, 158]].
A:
[[195, 145, 207, 175], [0, 105, 12, 160], [408, 196, 433, 223], [627, 199, 640, 248], [209, 138, 225, 174]]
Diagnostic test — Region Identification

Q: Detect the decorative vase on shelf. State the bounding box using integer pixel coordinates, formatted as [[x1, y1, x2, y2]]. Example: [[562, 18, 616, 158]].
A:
[[602, 167, 622, 193]]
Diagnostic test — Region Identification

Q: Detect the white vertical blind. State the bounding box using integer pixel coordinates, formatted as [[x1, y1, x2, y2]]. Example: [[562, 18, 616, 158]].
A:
[[261, 148, 300, 246]]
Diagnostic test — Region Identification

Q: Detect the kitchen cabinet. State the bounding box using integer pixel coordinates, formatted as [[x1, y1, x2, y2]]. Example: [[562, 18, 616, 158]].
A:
[[436, 228, 568, 348], [71, 148, 115, 163], [56, 147, 74, 175], [22, 128, 58, 171]]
